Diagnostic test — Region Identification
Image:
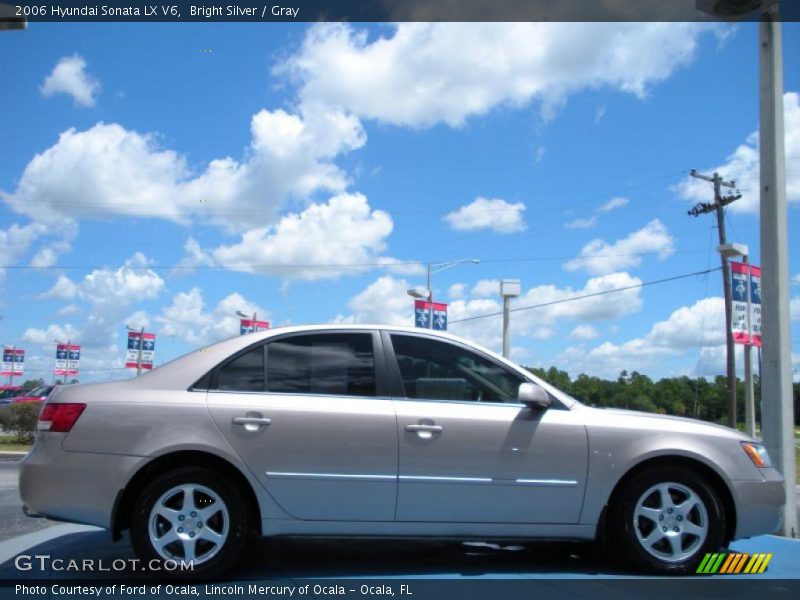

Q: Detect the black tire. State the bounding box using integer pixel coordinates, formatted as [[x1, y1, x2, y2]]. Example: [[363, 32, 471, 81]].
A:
[[130, 466, 249, 579], [611, 466, 726, 574]]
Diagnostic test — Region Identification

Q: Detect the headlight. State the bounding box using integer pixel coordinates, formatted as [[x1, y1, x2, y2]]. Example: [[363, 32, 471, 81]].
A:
[[741, 442, 772, 468]]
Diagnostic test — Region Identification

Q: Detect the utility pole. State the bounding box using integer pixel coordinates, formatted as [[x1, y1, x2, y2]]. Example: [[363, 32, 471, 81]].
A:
[[688, 170, 741, 428]]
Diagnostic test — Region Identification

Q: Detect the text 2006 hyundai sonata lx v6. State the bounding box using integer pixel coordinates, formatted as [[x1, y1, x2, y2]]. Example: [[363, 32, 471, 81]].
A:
[[20, 325, 784, 577]]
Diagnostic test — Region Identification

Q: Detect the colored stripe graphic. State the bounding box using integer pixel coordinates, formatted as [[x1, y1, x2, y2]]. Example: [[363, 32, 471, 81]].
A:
[[696, 554, 712, 573], [758, 554, 773, 573], [696, 552, 771, 575], [719, 553, 738, 573], [733, 553, 750, 573]]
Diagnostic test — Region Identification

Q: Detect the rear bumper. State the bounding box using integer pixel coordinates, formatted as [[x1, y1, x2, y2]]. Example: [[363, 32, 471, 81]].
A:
[[20, 433, 142, 529], [731, 469, 785, 539]]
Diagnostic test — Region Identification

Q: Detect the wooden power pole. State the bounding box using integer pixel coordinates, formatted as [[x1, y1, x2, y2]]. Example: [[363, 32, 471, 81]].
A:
[[688, 170, 741, 428]]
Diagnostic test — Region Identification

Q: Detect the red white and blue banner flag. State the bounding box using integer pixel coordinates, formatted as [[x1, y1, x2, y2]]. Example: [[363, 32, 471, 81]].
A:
[[749, 265, 762, 347], [54, 344, 81, 376], [414, 300, 448, 331], [1, 349, 25, 376], [240, 319, 270, 335], [125, 332, 156, 370], [731, 262, 762, 347]]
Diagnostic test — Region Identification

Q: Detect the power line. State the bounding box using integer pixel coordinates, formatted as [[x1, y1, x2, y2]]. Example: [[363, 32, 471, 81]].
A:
[[0, 247, 714, 272], [450, 267, 722, 325]]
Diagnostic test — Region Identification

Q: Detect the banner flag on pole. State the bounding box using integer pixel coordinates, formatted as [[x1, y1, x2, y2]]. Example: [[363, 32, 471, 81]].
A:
[[414, 300, 430, 329], [125, 332, 156, 370], [749, 265, 762, 347], [54, 344, 81, 376], [1, 349, 24, 376], [240, 319, 270, 335], [731, 262, 750, 344], [731, 261, 762, 347], [414, 300, 448, 331]]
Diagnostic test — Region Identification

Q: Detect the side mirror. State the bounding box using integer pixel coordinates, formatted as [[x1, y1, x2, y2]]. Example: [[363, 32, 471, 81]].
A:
[[518, 383, 551, 410]]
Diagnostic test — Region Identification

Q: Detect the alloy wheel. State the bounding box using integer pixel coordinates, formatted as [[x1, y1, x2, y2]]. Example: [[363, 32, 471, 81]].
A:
[[148, 483, 230, 565], [632, 481, 709, 563]]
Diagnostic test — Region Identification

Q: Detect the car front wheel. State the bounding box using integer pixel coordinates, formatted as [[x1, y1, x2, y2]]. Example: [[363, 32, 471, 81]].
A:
[[130, 466, 249, 578], [613, 465, 726, 574]]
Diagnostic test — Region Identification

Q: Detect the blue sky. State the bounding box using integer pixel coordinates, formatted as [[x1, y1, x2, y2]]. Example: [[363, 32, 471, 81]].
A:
[[1, 22, 799, 383]]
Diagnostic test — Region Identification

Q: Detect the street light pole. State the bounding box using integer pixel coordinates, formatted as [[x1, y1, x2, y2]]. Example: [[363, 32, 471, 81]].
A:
[[426, 264, 433, 330], [743, 255, 756, 439], [500, 279, 521, 358], [408, 259, 480, 329]]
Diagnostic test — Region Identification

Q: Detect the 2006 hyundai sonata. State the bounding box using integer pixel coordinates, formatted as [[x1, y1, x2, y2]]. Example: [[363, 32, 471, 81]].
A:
[[20, 325, 784, 577]]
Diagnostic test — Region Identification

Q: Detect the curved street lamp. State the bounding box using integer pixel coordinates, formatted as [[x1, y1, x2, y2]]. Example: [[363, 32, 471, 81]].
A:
[[407, 259, 480, 329]]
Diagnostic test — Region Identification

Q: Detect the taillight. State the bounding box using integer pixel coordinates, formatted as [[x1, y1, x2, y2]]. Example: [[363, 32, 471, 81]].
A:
[[38, 403, 86, 432]]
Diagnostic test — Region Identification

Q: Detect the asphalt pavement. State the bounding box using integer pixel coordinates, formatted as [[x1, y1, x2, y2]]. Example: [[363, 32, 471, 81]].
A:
[[0, 459, 56, 541]]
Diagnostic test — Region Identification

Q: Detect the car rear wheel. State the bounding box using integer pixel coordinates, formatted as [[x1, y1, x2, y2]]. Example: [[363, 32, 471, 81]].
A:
[[130, 467, 249, 578], [613, 466, 726, 574]]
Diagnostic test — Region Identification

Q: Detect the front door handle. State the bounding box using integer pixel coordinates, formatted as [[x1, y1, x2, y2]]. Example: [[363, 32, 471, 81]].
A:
[[404, 424, 443, 433]]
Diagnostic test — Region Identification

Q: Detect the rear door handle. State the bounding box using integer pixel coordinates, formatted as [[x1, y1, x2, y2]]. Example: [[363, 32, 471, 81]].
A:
[[232, 417, 272, 426], [404, 424, 443, 433]]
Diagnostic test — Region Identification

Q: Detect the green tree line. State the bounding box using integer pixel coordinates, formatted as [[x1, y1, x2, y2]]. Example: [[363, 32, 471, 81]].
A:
[[526, 366, 800, 426]]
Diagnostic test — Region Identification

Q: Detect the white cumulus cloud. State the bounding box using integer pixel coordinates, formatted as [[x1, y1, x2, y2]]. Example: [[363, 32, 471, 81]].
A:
[[211, 193, 394, 281], [563, 219, 675, 275], [1, 108, 364, 232], [570, 325, 599, 340], [280, 22, 717, 128], [677, 92, 800, 213], [444, 197, 526, 234], [336, 271, 644, 357], [471, 279, 500, 298], [40, 54, 101, 107], [155, 289, 267, 347], [332, 276, 414, 326], [599, 196, 629, 213], [35, 253, 166, 351], [564, 217, 597, 230], [557, 296, 726, 379]]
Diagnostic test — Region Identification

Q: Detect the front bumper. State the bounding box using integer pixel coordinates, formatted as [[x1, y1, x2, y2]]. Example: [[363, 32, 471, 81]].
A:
[[732, 468, 785, 539], [20, 433, 142, 529]]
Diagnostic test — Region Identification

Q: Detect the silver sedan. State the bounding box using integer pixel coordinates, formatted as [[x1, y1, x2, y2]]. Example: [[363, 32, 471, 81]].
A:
[[20, 325, 784, 577]]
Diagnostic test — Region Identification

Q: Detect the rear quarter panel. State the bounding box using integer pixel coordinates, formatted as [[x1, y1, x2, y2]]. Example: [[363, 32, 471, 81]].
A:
[[54, 384, 290, 523]]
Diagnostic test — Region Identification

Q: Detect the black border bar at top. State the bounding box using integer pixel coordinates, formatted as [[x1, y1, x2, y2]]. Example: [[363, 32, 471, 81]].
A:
[[1, 0, 800, 23]]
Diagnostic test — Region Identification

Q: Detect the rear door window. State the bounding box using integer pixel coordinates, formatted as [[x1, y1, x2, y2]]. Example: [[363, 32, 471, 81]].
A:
[[266, 333, 375, 397]]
